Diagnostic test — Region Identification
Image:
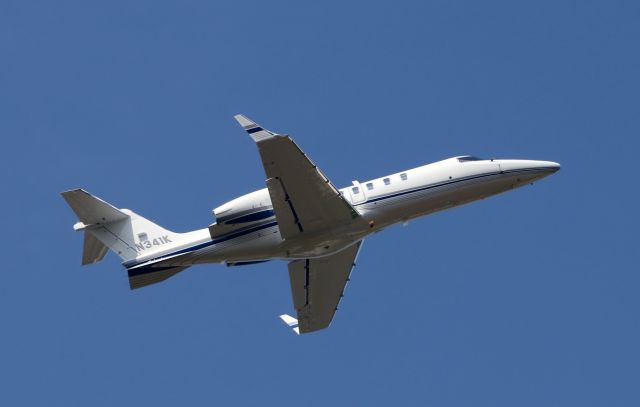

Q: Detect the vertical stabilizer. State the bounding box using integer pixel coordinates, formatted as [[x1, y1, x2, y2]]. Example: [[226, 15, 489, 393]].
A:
[[61, 189, 182, 264]]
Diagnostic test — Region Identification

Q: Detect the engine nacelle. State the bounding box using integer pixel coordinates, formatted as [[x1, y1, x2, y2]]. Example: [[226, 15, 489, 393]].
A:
[[209, 188, 274, 238]]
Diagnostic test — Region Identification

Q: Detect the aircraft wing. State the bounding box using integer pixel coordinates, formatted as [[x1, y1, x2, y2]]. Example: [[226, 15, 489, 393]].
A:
[[234, 114, 360, 240], [285, 241, 363, 334]]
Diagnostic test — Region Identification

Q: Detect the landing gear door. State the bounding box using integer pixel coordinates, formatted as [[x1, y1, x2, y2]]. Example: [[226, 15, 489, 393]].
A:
[[348, 181, 366, 204]]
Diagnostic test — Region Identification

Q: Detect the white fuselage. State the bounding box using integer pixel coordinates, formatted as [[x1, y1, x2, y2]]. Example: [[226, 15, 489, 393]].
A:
[[123, 157, 559, 270]]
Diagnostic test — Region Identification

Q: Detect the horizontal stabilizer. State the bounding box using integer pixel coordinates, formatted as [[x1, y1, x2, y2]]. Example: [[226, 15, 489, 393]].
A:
[[61, 189, 128, 226]]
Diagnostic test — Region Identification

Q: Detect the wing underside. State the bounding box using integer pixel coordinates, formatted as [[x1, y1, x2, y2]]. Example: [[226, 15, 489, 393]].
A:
[[287, 241, 363, 334]]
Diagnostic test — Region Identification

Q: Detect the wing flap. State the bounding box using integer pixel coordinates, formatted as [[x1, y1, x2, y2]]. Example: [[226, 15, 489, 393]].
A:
[[265, 177, 303, 238]]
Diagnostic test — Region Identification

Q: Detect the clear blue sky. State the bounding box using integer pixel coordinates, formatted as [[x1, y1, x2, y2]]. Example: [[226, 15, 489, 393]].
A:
[[2, 1, 639, 405]]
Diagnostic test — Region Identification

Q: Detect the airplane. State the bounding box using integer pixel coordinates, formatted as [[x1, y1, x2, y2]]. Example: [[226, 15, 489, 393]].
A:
[[62, 114, 560, 335]]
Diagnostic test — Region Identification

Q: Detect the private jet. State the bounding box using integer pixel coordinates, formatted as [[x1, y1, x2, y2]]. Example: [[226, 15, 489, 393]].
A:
[[62, 115, 560, 334]]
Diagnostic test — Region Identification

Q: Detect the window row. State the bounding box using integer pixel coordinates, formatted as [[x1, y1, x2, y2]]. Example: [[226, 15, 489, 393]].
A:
[[352, 172, 409, 195]]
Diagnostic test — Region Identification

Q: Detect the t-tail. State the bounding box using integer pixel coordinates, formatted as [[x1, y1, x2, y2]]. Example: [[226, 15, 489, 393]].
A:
[[61, 189, 192, 289]]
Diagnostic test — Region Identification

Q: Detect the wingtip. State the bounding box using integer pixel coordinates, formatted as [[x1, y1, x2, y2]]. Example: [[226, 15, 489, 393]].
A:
[[279, 314, 301, 335], [60, 188, 86, 197], [234, 114, 276, 142], [233, 114, 254, 128], [279, 314, 298, 327]]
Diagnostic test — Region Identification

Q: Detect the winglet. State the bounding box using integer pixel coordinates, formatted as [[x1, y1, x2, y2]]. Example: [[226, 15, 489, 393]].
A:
[[234, 114, 276, 142], [279, 314, 300, 335]]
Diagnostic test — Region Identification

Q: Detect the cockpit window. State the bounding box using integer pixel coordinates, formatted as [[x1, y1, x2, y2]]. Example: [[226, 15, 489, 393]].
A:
[[457, 156, 484, 162]]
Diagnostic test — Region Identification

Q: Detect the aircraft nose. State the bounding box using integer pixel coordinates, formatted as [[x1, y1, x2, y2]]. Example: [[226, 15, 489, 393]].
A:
[[500, 159, 560, 173], [539, 160, 561, 173], [497, 159, 560, 185]]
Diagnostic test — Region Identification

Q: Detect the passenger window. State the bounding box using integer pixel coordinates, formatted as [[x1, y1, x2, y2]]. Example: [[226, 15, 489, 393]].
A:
[[383, 178, 390, 185], [400, 173, 408, 181], [352, 186, 360, 194], [366, 182, 374, 191]]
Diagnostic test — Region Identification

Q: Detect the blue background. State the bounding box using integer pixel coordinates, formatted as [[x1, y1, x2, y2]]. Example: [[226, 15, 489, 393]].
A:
[[2, 1, 638, 405]]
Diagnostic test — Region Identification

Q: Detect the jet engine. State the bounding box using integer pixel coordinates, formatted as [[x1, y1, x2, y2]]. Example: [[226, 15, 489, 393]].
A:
[[208, 188, 275, 238]]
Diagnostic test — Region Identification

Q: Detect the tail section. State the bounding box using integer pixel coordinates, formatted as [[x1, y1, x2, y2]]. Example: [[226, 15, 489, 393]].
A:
[[61, 189, 192, 289], [82, 232, 109, 265], [61, 189, 180, 263], [62, 189, 134, 263]]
